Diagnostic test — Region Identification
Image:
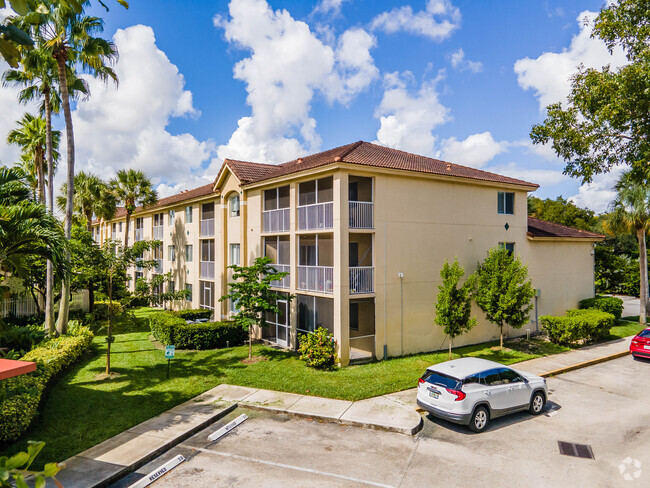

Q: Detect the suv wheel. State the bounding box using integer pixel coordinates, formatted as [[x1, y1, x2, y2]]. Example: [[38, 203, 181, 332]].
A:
[[529, 391, 545, 415], [469, 406, 489, 433]]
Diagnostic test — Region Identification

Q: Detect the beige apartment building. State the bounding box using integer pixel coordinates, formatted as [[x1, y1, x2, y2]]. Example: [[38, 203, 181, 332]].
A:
[[93, 141, 602, 365]]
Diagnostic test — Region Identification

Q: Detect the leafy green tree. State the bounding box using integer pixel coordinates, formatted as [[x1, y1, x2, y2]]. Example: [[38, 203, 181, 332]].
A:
[[530, 1, 650, 183], [220, 256, 291, 359], [57, 171, 116, 232], [110, 169, 158, 248], [527, 196, 598, 231], [603, 172, 650, 324], [434, 259, 477, 359], [474, 247, 535, 349], [0, 441, 61, 488]]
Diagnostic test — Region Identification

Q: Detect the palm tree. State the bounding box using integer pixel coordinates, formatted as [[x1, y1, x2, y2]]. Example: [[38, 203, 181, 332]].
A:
[[603, 172, 650, 325], [110, 169, 158, 248], [57, 171, 116, 232]]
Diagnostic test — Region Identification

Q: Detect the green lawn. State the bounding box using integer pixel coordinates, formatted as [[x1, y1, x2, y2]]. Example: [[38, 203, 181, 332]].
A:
[[1, 309, 640, 466]]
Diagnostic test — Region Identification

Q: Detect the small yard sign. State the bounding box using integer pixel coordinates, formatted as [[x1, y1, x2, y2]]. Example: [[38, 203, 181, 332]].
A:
[[165, 345, 175, 359]]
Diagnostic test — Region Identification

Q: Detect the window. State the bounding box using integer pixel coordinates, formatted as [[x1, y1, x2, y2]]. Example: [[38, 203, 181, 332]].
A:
[[230, 243, 240, 266], [497, 191, 514, 215], [168, 280, 175, 294], [134, 271, 143, 283], [168, 245, 176, 262], [169, 209, 175, 224], [230, 195, 240, 217], [299, 176, 333, 206], [230, 298, 239, 313], [185, 245, 193, 262], [297, 295, 334, 334], [112, 223, 116, 233], [119, 222, 122, 232], [185, 205, 193, 223], [264, 186, 290, 210], [498, 369, 523, 384], [153, 213, 164, 227], [499, 242, 515, 255], [135, 217, 144, 230], [479, 369, 503, 386], [202, 202, 215, 219], [421, 371, 462, 390], [185, 283, 192, 302], [264, 236, 289, 265]]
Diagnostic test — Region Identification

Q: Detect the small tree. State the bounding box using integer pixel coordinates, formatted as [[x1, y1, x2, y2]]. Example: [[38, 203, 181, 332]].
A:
[[474, 247, 535, 349], [434, 259, 477, 359], [220, 256, 291, 360]]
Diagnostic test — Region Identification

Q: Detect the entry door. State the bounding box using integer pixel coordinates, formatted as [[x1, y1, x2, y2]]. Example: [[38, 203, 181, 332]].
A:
[[276, 300, 289, 348]]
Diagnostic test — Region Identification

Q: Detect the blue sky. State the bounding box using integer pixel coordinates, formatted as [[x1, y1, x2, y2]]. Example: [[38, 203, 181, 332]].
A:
[[0, 0, 627, 212]]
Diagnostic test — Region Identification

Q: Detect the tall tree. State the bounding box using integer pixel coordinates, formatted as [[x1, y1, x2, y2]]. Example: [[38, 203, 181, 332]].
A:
[[57, 171, 116, 232], [527, 196, 598, 231], [474, 247, 535, 349], [110, 169, 158, 248], [530, 1, 650, 184], [434, 259, 476, 359], [603, 172, 650, 325]]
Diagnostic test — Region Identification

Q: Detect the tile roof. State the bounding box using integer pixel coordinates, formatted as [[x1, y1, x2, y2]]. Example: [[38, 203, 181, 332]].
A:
[[223, 141, 539, 189], [527, 217, 604, 239]]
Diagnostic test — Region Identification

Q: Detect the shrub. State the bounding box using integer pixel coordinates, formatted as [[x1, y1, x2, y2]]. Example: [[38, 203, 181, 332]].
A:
[[120, 295, 150, 309], [0, 325, 45, 353], [149, 312, 245, 349], [578, 295, 624, 320], [171, 308, 213, 321], [92, 301, 125, 321], [541, 309, 616, 345], [298, 327, 338, 369], [1, 312, 45, 329], [0, 327, 93, 442]]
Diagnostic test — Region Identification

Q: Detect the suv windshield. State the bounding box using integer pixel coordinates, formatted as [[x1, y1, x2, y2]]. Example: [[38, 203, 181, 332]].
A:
[[422, 371, 462, 390]]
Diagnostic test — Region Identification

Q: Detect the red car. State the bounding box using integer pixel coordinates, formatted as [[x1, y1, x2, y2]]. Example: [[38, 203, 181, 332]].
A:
[[630, 328, 650, 359]]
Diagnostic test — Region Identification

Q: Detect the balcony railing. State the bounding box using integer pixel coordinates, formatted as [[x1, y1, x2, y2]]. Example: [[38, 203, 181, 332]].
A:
[[298, 202, 333, 231], [153, 225, 164, 240], [200, 219, 215, 237], [263, 208, 290, 233], [350, 266, 374, 294], [269, 264, 290, 289], [135, 229, 144, 242], [111, 232, 117, 241], [154, 259, 163, 274], [349, 201, 373, 229], [298, 265, 333, 294], [200, 261, 215, 279]]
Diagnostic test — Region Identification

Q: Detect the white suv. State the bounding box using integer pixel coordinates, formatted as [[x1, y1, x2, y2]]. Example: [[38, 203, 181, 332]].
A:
[[416, 357, 548, 432]]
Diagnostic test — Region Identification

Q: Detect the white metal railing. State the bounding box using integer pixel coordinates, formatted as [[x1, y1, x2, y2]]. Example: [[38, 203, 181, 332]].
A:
[[1, 290, 89, 318], [153, 225, 164, 240], [263, 208, 290, 233], [135, 229, 144, 241], [350, 267, 374, 294], [199, 304, 214, 310], [200, 219, 215, 237], [349, 201, 373, 229], [298, 265, 334, 293], [270, 264, 290, 289], [200, 261, 215, 279], [298, 202, 333, 230], [154, 259, 163, 274]]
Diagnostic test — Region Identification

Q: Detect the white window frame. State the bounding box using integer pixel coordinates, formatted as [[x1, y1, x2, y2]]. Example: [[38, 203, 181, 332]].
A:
[[185, 205, 193, 223], [230, 195, 240, 217], [168, 245, 176, 262], [230, 243, 241, 266], [185, 244, 193, 263]]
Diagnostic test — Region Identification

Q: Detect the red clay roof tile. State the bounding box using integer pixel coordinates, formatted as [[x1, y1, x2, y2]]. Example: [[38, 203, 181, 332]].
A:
[[527, 217, 604, 239]]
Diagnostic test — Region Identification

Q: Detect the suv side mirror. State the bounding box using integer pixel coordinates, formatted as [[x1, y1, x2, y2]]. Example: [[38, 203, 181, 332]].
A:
[[522, 377, 529, 384]]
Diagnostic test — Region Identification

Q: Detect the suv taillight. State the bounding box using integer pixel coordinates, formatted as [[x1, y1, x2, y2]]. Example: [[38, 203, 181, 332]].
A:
[[418, 378, 425, 386], [447, 389, 466, 401]]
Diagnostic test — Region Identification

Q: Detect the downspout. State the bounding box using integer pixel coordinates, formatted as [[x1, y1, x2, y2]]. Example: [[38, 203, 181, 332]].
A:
[[399, 271, 404, 356], [383, 220, 387, 360]]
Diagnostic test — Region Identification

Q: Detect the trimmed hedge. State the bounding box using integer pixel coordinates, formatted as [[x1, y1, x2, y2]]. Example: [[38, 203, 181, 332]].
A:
[[541, 309, 616, 345], [0, 327, 94, 442], [149, 312, 245, 350], [171, 308, 213, 321], [578, 295, 624, 320], [92, 301, 125, 320]]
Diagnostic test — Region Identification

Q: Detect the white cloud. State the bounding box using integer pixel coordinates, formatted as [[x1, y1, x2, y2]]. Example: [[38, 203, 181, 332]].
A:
[[69, 25, 214, 193], [450, 48, 482, 73], [439, 132, 504, 167], [487, 162, 569, 187], [370, 0, 461, 42], [215, 0, 377, 163], [374, 71, 449, 157], [569, 167, 624, 213], [514, 10, 627, 110], [312, 0, 351, 17]]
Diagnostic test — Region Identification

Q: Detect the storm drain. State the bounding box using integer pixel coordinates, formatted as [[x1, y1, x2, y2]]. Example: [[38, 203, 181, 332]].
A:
[[557, 441, 595, 460]]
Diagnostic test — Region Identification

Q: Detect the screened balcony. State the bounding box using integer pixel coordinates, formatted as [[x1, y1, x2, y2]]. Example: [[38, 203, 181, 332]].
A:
[[200, 240, 215, 280], [134, 229, 144, 241], [201, 202, 215, 237], [264, 236, 290, 289], [349, 299, 375, 361], [298, 176, 333, 231], [263, 186, 290, 233], [154, 259, 163, 274], [349, 176, 373, 229], [153, 213, 164, 240], [298, 234, 333, 294], [349, 234, 374, 294]]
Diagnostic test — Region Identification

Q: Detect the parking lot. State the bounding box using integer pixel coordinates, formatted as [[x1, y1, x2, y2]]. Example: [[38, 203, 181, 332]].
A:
[[113, 356, 650, 488]]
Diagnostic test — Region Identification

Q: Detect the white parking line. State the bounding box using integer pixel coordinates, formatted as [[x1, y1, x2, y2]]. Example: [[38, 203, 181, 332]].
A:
[[188, 446, 396, 488]]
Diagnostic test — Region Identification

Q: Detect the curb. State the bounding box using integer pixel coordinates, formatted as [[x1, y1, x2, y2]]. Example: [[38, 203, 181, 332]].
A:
[[540, 350, 630, 378]]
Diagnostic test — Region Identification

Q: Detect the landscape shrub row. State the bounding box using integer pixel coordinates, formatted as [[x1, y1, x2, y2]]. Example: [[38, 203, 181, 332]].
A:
[[541, 309, 615, 345], [578, 295, 624, 320], [0, 325, 45, 353], [149, 312, 245, 350], [170, 308, 214, 321], [0, 326, 94, 442]]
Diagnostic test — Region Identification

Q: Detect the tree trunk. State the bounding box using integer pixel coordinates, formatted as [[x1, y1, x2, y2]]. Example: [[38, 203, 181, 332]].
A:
[[55, 50, 75, 336], [85, 211, 96, 313], [249, 324, 252, 359], [500, 323, 504, 350], [106, 275, 112, 375], [44, 86, 56, 336], [637, 228, 647, 325], [448, 337, 452, 360], [124, 212, 130, 248], [35, 146, 45, 204]]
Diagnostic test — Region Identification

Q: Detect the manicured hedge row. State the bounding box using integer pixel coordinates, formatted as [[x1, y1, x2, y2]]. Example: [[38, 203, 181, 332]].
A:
[[541, 309, 615, 345], [171, 308, 213, 321], [149, 312, 245, 350], [0, 327, 94, 442], [578, 295, 624, 320], [92, 301, 125, 320]]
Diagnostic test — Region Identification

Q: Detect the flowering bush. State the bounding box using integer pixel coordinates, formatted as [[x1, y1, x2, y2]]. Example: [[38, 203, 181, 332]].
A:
[[298, 327, 338, 369]]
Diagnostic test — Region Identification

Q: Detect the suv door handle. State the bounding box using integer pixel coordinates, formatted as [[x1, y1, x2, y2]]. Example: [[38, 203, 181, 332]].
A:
[[508, 387, 514, 391], [484, 391, 491, 395]]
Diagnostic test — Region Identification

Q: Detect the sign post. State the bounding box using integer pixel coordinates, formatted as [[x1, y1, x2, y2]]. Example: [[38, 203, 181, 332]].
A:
[[165, 345, 175, 379]]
